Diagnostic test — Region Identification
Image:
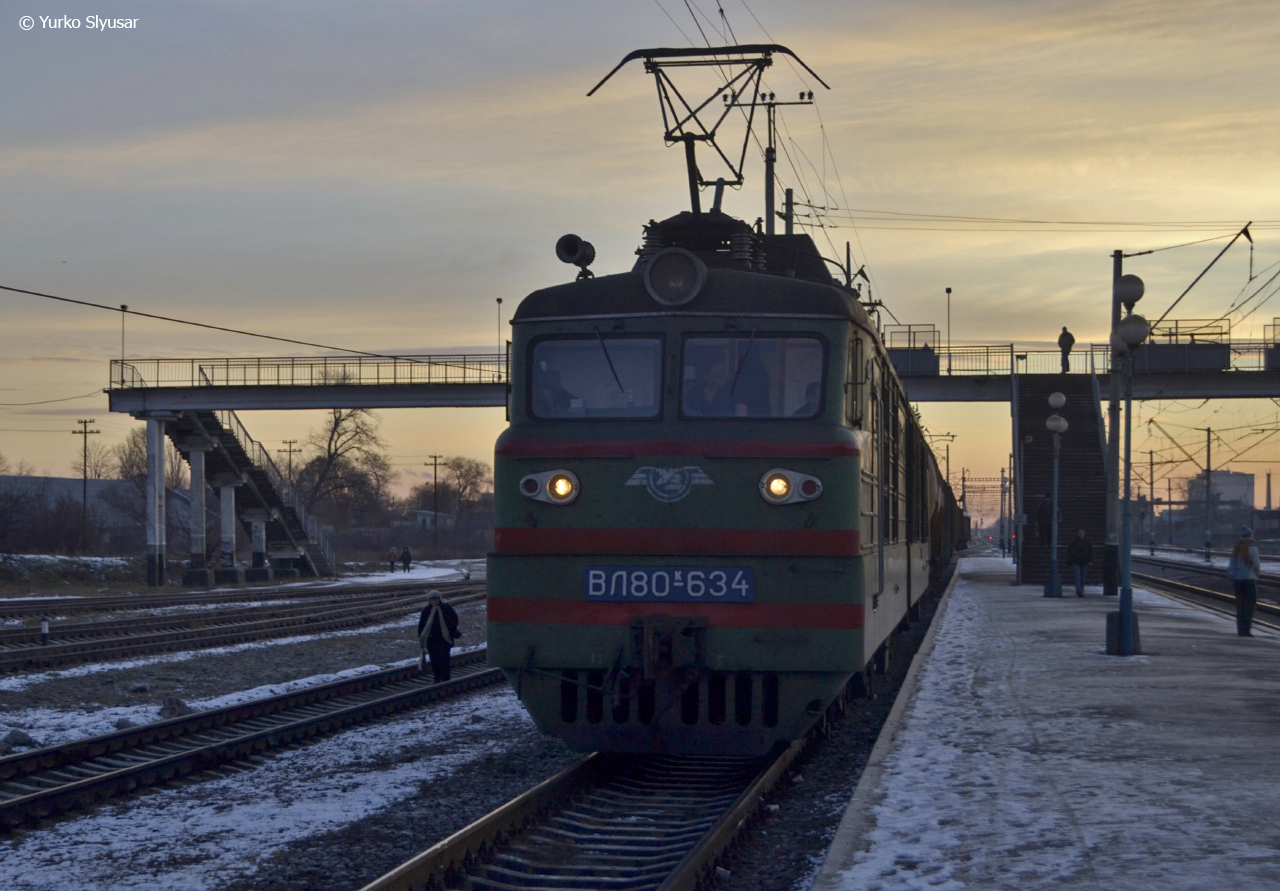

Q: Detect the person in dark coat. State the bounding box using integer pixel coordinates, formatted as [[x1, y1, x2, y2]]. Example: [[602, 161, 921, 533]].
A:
[[400, 546, 412, 573], [1066, 528, 1092, 597], [1058, 326, 1075, 373], [1228, 526, 1260, 637], [1035, 495, 1054, 541], [417, 591, 461, 682]]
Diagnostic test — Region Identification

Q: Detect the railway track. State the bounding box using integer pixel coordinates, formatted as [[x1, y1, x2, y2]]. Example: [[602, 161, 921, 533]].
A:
[[0, 648, 503, 829], [1131, 568, 1280, 633], [360, 737, 807, 891], [0, 585, 485, 672], [0, 572, 480, 620]]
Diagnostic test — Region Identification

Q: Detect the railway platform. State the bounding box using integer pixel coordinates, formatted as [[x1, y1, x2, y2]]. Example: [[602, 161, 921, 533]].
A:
[[812, 554, 1280, 891]]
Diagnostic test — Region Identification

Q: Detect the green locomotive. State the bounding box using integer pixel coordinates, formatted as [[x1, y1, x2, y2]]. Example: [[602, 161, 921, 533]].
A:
[[487, 46, 963, 755]]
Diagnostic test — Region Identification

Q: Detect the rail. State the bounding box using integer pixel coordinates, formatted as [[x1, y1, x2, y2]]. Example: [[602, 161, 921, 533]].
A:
[[110, 354, 508, 390]]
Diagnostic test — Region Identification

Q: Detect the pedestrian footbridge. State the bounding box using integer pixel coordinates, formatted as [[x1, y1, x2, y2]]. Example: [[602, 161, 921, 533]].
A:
[[107, 354, 506, 585]]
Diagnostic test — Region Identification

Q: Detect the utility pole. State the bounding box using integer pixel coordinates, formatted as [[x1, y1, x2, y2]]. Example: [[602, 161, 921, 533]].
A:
[[426, 455, 444, 550], [496, 298, 504, 363], [1204, 427, 1212, 562], [72, 419, 101, 547], [1104, 249, 1123, 596], [1149, 449, 1155, 555], [277, 440, 300, 487]]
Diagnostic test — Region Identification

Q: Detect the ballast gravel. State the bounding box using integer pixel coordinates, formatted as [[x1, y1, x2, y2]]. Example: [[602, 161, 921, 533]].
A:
[[0, 560, 952, 890]]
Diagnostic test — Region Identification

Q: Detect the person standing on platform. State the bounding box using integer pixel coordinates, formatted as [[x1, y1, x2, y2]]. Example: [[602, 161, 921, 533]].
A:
[[1066, 528, 1092, 597], [417, 591, 460, 682], [400, 546, 412, 573], [1036, 494, 1053, 541], [1058, 326, 1075, 373], [387, 546, 398, 573], [1227, 527, 1260, 636]]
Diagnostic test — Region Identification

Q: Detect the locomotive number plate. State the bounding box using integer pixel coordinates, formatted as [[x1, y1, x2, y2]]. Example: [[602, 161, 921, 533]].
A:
[[584, 567, 755, 602]]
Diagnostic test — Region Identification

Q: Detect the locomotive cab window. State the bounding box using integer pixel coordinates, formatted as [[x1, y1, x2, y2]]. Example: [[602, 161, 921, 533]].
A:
[[681, 336, 825, 419], [530, 337, 663, 419]]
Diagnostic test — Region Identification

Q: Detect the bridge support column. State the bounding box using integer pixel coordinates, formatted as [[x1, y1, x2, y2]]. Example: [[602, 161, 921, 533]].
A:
[[145, 418, 167, 586], [183, 444, 214, 587], [242, 509, 272, 582], [214, 475, 245, 584]]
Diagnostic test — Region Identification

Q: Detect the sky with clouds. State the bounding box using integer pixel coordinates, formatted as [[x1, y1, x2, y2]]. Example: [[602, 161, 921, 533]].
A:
[[2, 1, 1279, 526]]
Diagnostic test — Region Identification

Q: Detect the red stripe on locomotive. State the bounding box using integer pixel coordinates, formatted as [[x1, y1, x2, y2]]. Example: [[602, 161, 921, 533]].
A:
[[494, 528, 861, 556], [489, 598, 864, 629], [495, 439, 860, 458]]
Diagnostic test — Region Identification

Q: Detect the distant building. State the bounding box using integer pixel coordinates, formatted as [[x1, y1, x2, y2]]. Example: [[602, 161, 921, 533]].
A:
[[1186, 470, 1254, 507], [407, 510, 455, 530]]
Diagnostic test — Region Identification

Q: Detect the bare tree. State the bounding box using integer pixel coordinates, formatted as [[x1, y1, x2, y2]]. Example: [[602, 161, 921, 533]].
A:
[[114, 428, 147, 481], [446, 457, 493, 520], [298, 409, 387, 513], [0, 451, 34, 476], [71, 440, 115, 480], [112, 428, 188, 489]]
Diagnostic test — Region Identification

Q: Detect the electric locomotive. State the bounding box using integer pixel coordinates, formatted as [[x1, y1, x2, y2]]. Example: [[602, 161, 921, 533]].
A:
[[487, 46, 963, 756]]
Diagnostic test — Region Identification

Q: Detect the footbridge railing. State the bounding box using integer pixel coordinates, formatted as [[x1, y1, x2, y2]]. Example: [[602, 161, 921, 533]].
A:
[[110, 354, 508, 390]]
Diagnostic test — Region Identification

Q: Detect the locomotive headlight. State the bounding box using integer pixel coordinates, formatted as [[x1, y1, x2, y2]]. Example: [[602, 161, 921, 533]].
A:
[[765, 473, 791, 501], [759, 469, 823, 505], [644, 248, 707, 306], [548, 474, 576, 502], [520, 470, 580, 505]]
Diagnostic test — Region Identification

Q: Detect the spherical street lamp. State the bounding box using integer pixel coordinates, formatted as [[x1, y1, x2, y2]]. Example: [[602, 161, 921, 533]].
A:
[[1115, 310, 1149, 654], [1044, 393, 1068, 597]]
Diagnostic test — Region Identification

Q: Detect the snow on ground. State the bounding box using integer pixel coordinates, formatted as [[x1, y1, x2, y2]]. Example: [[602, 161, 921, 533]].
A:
[[2, 555, 132, 566], [828, 557, 1280, 891], [0, 611, 427, 695], [0, 594, 86, 602], [0, 644, 484, 753], [1, 686, 530, 891]]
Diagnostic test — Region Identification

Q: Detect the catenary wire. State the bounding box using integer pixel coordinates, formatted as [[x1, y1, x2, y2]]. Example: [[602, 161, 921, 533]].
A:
[[0, 284, 441, 363]]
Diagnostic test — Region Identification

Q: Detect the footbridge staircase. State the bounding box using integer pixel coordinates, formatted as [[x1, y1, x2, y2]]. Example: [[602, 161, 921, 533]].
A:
[[165, 410, 335, 578]]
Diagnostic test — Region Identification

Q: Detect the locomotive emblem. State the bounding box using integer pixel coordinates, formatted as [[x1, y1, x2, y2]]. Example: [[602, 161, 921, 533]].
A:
[[625, 466, 714, 503]]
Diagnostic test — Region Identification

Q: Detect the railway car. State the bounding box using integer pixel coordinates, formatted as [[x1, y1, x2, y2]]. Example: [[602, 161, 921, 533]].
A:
[[486, 45, 964, 756]]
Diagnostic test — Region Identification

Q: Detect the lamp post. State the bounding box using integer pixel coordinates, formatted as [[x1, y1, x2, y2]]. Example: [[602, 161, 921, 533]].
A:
[[1110, 284, 1150, 656], [1045, 393, 1068, 597], [945, 287, 952, 375]]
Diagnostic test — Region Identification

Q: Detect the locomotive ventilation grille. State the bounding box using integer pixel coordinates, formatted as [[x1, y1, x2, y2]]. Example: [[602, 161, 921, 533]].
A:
[[559, 670, 780, 728]]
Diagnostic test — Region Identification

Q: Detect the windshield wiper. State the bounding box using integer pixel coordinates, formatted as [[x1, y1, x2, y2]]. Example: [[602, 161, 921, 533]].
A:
[[593, 327, 626, 393], [730, 328, 757, 397]]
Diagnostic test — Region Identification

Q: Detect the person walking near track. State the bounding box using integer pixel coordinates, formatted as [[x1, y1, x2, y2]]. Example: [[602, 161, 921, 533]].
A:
[[418, 591, 461, 682], [400, 546, 412, 573], [1066, 528, 1092, 597], [1227, 526, 1261, 637], [387, 546, 398, 573]]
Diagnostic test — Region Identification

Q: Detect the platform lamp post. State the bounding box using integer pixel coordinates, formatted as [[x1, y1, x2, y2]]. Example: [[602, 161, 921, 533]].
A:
[[945, 287, 952, 375], [1044, 394, 1068, 597], [1110, 280, 1150, 656]]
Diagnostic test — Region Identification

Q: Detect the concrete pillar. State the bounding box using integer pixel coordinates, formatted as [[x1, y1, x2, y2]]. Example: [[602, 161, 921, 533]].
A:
[[220, 484, 237, 568], [251, 517, 266, 568], [189, 450, 207, 567], [182, 445, 214, 586], [145, 418, 167, 586], [242, 509, 273, 582]]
